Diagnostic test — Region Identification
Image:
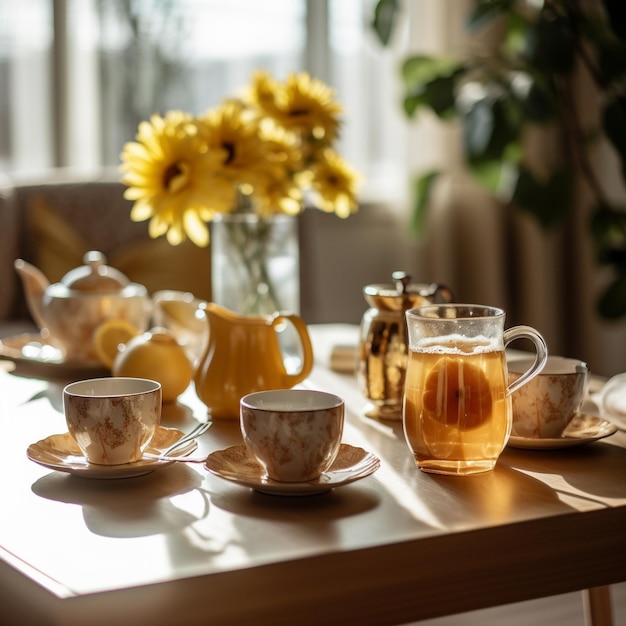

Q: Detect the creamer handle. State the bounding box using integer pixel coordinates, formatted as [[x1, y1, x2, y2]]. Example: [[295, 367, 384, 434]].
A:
[[272, 313, 314, 386]]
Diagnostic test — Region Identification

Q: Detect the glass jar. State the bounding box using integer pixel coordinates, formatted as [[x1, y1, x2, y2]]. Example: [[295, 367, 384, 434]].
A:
[[357, 272, 452, 420]]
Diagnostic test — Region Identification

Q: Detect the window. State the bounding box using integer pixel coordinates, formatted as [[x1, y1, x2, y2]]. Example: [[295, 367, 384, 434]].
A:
[[0, 0, 54, 173], [0, 0, 411, 205]]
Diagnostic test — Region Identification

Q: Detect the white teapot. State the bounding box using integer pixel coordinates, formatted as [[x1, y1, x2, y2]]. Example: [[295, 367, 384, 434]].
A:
[[14, 251, 151, 364]]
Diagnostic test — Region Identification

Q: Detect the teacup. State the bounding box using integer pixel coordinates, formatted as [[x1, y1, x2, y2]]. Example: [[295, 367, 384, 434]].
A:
[[63, 377, 162, 465], [508, 356, 589, 438], [240, 389, 344, 482]]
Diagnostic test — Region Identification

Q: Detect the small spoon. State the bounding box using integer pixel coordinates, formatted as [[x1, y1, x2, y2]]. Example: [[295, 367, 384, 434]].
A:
[[145, 455, 208, 463], [143, 421, 211, 462]]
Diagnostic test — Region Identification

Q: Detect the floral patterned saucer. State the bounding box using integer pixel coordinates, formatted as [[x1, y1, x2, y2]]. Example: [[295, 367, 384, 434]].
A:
[[507, 413, 617, 450], [205, 443, 380, 496], [27, 426, 198, 479]]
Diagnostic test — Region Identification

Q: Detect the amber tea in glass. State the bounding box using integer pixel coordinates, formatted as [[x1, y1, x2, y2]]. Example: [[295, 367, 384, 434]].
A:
[[403, 305, 547, 475]]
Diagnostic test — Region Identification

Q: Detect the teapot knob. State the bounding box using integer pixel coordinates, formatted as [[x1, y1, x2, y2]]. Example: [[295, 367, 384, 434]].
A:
[[62, 250, 130, 291], [83, 250, 107, 269], [392, 271, 411, 295]]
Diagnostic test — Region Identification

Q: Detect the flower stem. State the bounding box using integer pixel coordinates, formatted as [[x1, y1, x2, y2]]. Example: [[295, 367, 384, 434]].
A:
[[222, 215, 282, 315]]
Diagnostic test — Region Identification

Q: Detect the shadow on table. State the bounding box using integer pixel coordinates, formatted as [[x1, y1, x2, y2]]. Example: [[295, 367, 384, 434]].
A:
[[209, 478, 379, 521], [502, 440, 626, 500], [31, 462, 209, 538], [338, 415, 578, 528]]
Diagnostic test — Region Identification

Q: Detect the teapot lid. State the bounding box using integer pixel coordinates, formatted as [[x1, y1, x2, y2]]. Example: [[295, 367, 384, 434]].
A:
[[61, 251, 130, 292], [364, 271, 452, 312]]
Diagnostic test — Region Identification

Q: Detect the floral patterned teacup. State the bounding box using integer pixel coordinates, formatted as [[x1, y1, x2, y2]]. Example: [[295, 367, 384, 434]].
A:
[[240, 389, 344, 482], [63, 377, 162, 465], [508, 356, 589, 438]]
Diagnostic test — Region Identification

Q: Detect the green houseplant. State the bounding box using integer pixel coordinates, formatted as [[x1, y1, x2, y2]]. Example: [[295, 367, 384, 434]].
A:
[[373, 0, 626, 318]]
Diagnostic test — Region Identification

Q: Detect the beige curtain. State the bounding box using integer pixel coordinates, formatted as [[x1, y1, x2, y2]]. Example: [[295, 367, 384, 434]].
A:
[[405, 0, 626, 378], [424, 123, 626, 378]]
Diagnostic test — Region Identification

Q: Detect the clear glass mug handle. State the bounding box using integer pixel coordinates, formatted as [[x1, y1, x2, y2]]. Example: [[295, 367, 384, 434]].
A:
[[503, 325, 548, 396]]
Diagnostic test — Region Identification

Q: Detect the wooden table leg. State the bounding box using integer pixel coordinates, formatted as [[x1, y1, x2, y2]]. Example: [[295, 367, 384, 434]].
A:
[[583, 586, 613, 626]]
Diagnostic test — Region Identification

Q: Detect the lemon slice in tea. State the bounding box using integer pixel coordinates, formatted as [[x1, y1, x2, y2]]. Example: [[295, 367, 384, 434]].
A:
[[423, 356, 493, 429]]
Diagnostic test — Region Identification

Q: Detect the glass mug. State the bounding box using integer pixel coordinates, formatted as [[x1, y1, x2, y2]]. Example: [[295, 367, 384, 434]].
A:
[[403, 304, 548, 475]]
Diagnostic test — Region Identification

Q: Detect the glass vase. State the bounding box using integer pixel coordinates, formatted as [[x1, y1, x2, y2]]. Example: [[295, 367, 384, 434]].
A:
[[210, 213, 300, 316]]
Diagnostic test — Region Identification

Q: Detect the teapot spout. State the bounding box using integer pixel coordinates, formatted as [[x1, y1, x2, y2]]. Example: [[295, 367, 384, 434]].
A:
[[14, 259, 50, 331]]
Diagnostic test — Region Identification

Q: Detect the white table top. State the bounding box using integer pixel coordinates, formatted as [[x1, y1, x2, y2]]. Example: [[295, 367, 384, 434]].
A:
[[0, 324, 625, 625]]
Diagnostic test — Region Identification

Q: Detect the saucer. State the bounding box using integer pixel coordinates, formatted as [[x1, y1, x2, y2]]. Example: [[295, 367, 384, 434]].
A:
[[27, 426, 198, 479], [0, 333, 109, 378], [507, 414, 618, 450], [204, 444, 380, 496]]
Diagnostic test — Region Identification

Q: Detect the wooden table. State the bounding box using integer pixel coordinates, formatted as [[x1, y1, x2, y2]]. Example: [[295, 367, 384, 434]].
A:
[[0, 324, 625, 625]]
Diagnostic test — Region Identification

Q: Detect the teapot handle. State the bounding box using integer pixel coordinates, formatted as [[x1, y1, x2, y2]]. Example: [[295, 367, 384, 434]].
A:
[[272, 313, 314, 386]]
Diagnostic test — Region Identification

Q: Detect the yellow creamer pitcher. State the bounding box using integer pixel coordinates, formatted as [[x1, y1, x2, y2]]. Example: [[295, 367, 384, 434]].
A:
[[194, 303, 314, 419]]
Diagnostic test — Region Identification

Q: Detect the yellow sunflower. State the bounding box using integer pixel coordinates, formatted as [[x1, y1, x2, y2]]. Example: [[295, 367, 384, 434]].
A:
[[251, 121, 303, 215], [120, 111, 227, 246], [255, 119, 301, 180], [252, 71, 342, 147], [199, 99, 270, 194], [246, 70, 282, 119], [121, 70, 361, 247], [309, 149, 361, 218], [252, 173, 303, 217]]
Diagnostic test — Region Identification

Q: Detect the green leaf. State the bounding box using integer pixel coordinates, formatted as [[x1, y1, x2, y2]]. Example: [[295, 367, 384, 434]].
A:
[[401, 56, 464, 119], [404, 75, 459, 119], [403, 95, 423, 118], [517, 77, 556, 122], [523, 15, 575, 75], [371, 0, 399, 47], [464, 98, 495, 156], [598, 273, 626, 319], [463, 97, 518, 162], [410, 171, 440, 236], [589, 204, 626, 264], [503, 11, 532, 57], [401, 55, 462, 86], [468, 0, 516, 32], [468, 160, 505, 194], [510, 168, 572, 228]]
